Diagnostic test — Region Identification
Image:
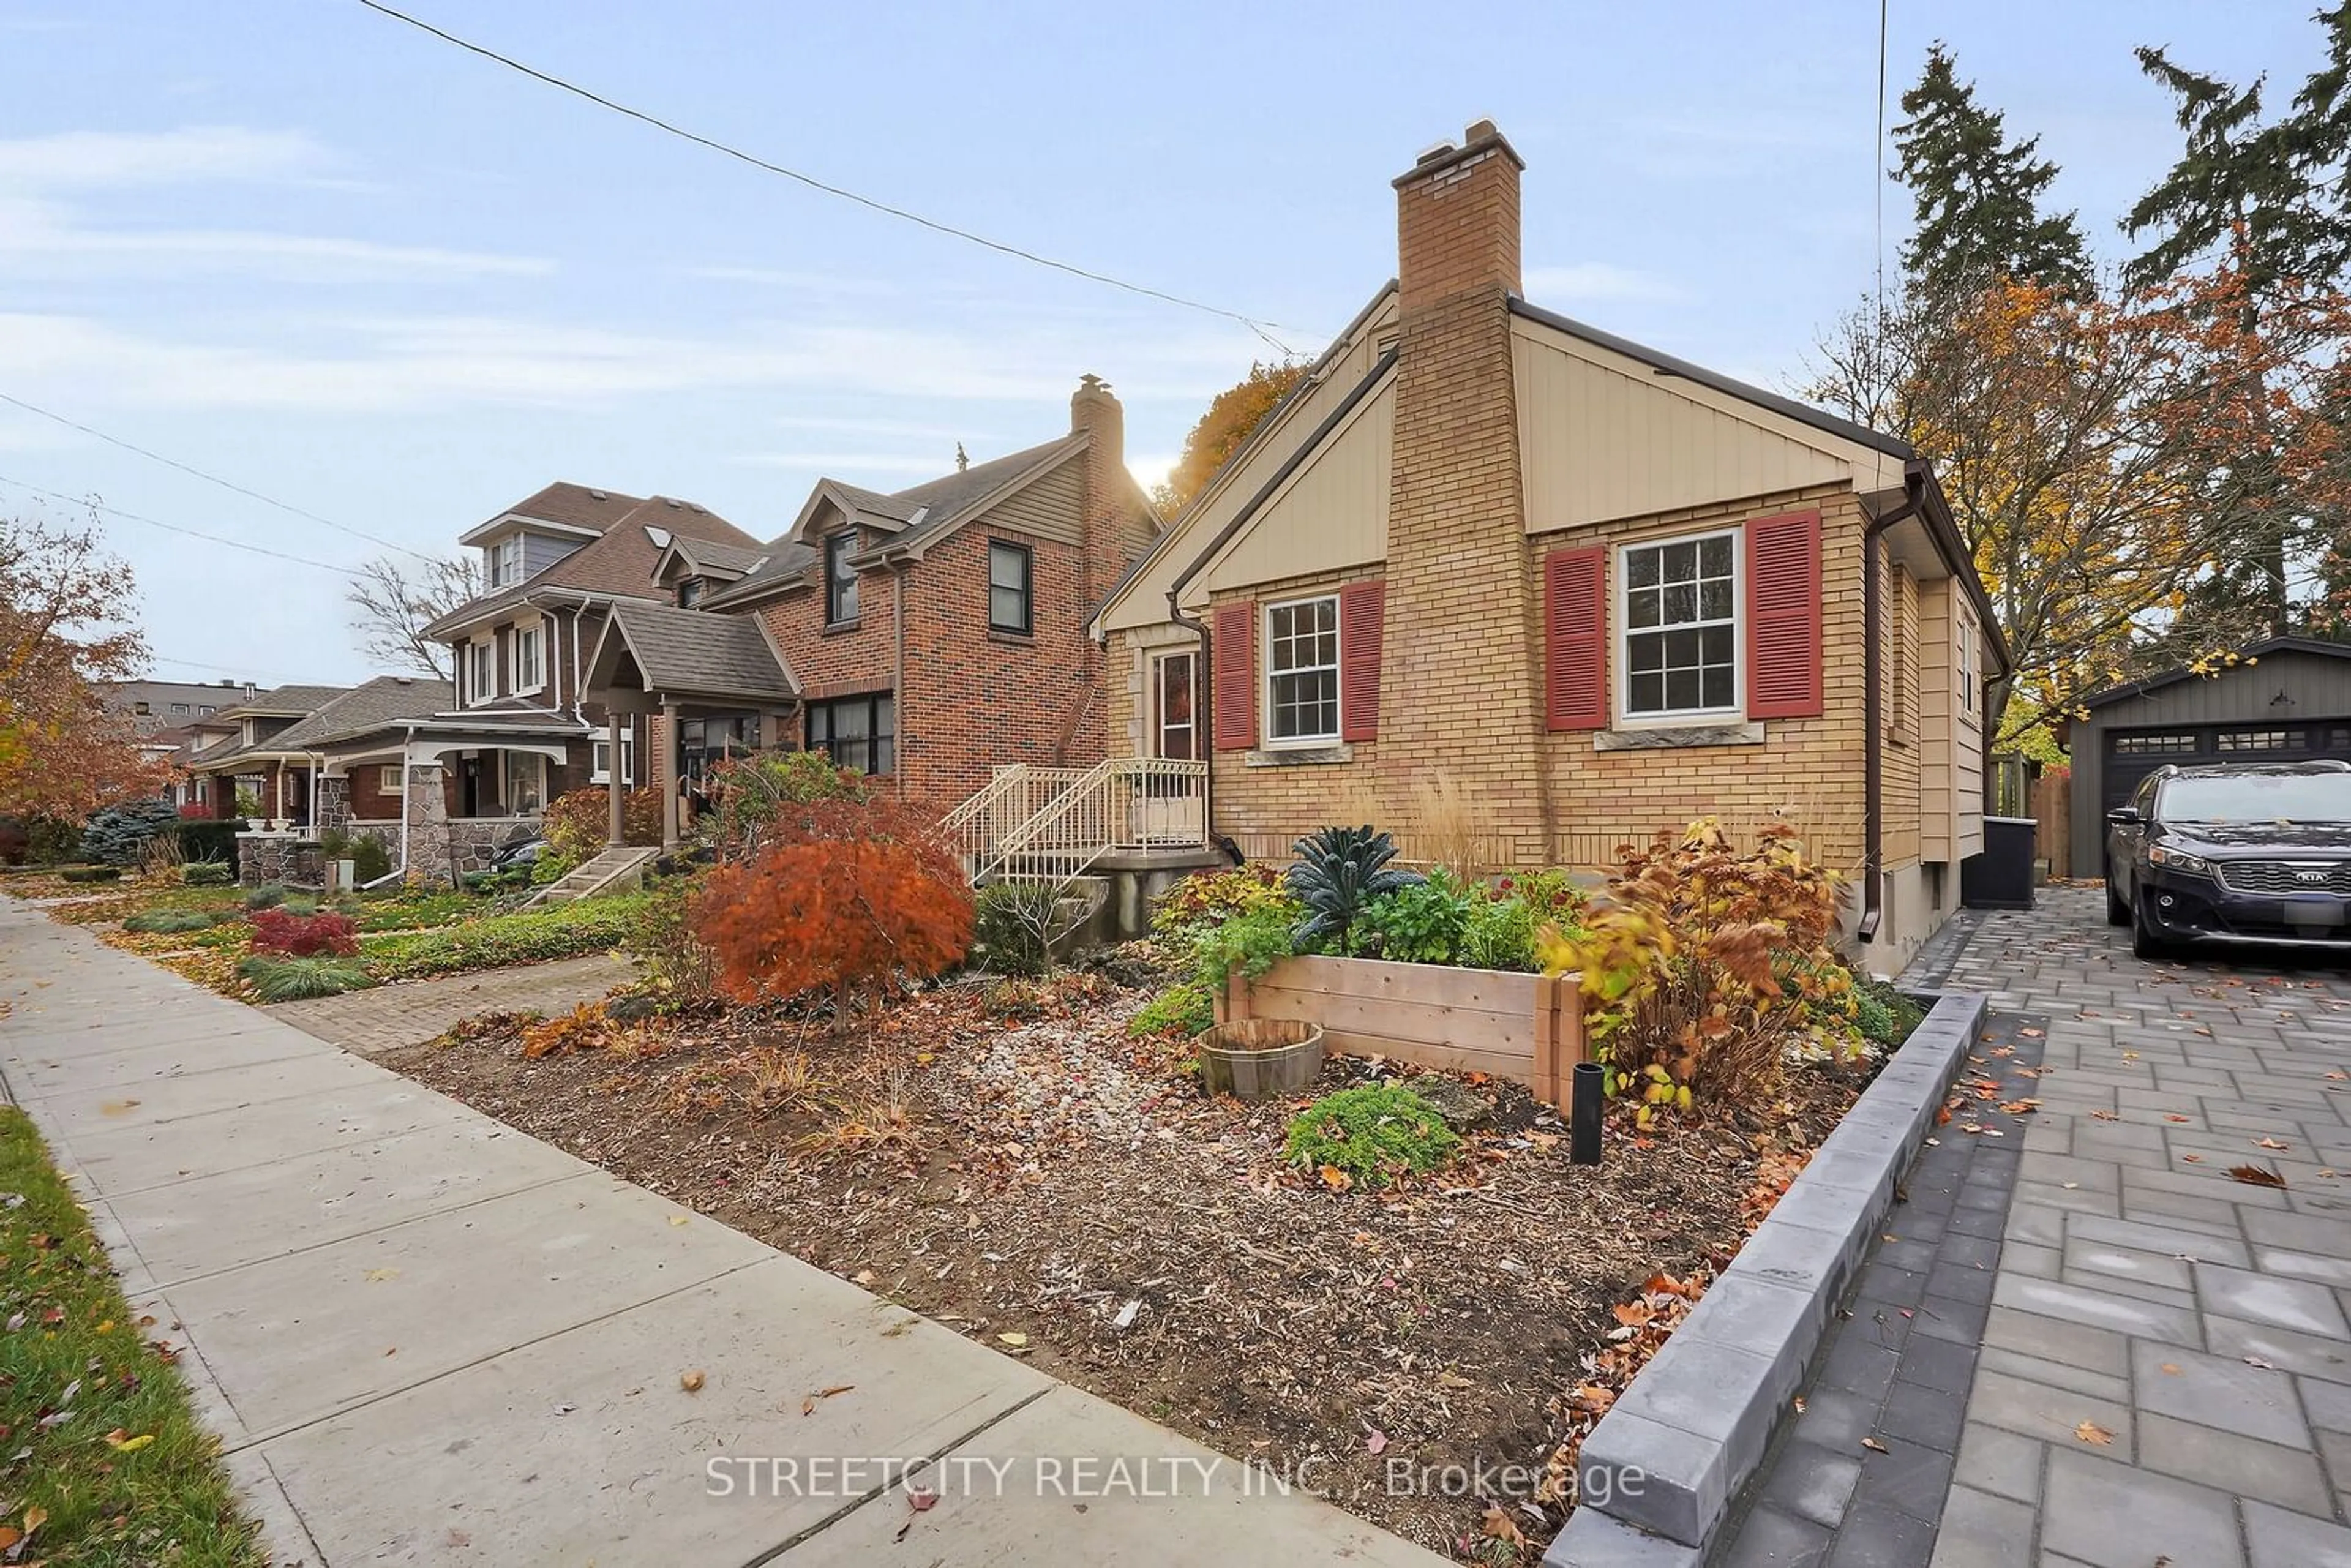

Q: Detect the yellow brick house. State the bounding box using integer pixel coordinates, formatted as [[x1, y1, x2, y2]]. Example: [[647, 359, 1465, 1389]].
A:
[[1089, 121, 2008, 973]]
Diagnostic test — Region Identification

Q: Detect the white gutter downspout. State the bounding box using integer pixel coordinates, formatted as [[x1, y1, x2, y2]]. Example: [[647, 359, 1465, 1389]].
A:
[[361, 722, 419, 891]]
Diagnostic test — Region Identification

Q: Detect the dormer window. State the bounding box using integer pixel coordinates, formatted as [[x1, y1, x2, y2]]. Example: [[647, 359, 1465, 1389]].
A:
[[487, 535, 525, 588], [825, 533, 859, 625], [678, 577, 705, 609]]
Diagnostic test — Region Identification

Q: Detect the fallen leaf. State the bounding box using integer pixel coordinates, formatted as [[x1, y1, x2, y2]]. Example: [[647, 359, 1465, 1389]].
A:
[[2090, 1109, 2120, 1122], [1861, 1436, 1889, 1453], [2183, 1153, 2204, 1163], [103, 1430, 155, 1453], [1791, 1396, 1807, 1414], [363, 1267, 400, 1283], [1318, 1164, 1353, 1191], [2074, 1420, 2114, 1446], [2161, 1364, 2182, 1376], [997, 1332, 1029, 1347], [681, 1370, 706, 1392], [0, 1526, 17, 1551], [2245, 1355, 2278, 1369], [2165, 1114, 2191, 1123], [909, 1488, 939, 1512], [2254, 1137, 2290, 1151], [668, 1215, 689, 1227], [21, 1506, 45, 1536], [2229, 1163, 2289, 1189], [1365, 1427, 1388, 1455], [1480, 1505, 1526, 1547]]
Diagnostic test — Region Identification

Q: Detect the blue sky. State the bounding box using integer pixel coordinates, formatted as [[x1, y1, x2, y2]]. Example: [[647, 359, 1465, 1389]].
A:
[[0, 1, 2328, 688]]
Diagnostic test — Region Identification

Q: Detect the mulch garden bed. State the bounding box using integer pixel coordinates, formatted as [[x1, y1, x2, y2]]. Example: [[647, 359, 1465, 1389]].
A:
[[381, 969, 1869, 1561]]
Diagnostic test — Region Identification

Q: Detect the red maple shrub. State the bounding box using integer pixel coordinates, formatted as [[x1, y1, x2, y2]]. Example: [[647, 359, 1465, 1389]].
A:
[[248, 908, 360, 958], [691, 795, 972, 1028]]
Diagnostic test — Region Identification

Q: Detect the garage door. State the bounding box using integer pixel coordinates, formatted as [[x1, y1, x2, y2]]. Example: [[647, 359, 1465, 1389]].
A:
[[2105, 719, 2351, 812]]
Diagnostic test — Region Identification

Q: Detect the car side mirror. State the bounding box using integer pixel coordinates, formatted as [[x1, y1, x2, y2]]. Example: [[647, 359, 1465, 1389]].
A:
[[2106, 807, 2142, 827]]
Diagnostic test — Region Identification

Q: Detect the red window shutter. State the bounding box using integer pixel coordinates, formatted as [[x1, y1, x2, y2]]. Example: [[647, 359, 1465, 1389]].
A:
[[1213, 602, 1256, 751], [1544, 547, 1608, 730], [1339, 580, 1384, 741], [1746, 509, 1824, 719]]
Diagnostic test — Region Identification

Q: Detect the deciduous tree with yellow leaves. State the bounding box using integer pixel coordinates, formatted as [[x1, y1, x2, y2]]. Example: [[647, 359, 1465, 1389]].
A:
[[0, 516, 171, 823]]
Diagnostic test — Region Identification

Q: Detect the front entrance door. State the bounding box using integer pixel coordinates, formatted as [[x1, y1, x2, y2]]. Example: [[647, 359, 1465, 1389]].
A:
[[459, 755, 482, 818], [1153, 651, 1196, 760]]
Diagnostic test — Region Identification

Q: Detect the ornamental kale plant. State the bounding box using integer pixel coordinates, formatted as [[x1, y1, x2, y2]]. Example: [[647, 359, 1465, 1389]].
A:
[[1286, 825, 1422, 955]]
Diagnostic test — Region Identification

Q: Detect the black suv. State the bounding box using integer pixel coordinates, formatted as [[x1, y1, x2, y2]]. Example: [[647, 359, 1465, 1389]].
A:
[[2105, 759, 2351, 958]]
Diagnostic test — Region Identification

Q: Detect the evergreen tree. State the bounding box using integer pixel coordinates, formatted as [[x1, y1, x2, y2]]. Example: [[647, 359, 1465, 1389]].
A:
[[1893, 43, 2091, 298]]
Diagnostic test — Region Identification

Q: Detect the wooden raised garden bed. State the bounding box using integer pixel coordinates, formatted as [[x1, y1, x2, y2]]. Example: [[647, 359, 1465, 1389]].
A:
[[1221, 953, 1586, 1106]]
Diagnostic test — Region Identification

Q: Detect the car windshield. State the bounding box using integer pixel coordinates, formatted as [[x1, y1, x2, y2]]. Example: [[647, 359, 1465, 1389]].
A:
[[2160, 772, 2351, 824]]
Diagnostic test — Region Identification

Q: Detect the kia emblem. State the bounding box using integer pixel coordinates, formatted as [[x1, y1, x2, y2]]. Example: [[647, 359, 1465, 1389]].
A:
[[2298, 869, 2328, 883]]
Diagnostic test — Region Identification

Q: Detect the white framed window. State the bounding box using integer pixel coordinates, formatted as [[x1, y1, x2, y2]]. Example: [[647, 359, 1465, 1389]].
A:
[[513, 620, 546, 694], [1619, 530, 1738, 721], [487, 535, 525, 588], [1956, 610, 1980, 723], [591, 735, 634, 784], [504, 752, 546, 814], [1264, 595, 1340, 745], [464, 639, 495, 705], [378, 764, 402, 792]]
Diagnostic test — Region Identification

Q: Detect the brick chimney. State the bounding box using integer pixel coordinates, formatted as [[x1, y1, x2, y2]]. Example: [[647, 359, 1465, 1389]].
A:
[[1379, 121, 1553, 862], [1067, 372, 1128, 754]]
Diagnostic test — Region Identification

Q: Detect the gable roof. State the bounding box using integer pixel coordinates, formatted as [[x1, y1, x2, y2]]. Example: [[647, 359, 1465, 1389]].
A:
[[2075, 636, 2351, 713], [588, 603, 797, 705], [654, 536, 770, 584], [269, 675, 456, 751], [427, 493, 762, 637], [211, 684, 351, 723], [705, 433, 1088, 609]]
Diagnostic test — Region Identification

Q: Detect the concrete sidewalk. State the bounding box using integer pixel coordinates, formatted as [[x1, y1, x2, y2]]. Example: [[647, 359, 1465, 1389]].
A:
[[0, 899, 1443, 1567]]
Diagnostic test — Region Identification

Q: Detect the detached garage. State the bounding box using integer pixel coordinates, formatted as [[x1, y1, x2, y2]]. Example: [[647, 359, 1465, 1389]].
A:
[[2066, 636, 2351, 878]]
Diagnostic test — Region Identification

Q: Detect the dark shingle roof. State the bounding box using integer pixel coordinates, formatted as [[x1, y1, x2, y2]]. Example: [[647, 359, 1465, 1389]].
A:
[[492, 481, 646, 534], [212, 683, 351, 722], [672, 539, 768, 574], [604, 604, 795, 702], [427, 493, 762, 637], [271, 675, 456, 751], [705, 434, 1085, 609]]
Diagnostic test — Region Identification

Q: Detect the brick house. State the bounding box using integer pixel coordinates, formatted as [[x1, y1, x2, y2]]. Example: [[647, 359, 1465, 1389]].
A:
[[1089, 122, 2009, 972], [585, 375, 1160, 833]]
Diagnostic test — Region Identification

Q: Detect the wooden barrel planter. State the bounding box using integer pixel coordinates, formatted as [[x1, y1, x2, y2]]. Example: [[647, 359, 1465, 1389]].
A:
[[1198, 1018, 1325, 1101]]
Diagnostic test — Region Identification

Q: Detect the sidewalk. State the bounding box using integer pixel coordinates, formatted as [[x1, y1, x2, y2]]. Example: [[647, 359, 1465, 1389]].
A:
[[0, 899, 1444, 1567]]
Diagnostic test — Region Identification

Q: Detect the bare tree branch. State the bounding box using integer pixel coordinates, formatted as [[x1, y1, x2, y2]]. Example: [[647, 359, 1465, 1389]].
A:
[[345, 553, 481, 680]]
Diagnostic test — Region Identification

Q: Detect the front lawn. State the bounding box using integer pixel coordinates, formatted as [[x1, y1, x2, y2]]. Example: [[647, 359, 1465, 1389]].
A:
[[0, 1108, 267, 1566]]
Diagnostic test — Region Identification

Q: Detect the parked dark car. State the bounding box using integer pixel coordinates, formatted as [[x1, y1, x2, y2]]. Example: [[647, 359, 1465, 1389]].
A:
[[2104, 760, 2351, 958]]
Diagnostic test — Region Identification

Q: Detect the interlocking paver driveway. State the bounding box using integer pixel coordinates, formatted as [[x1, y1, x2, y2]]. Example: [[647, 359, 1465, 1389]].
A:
[[1932, 887, 2351, 1568]]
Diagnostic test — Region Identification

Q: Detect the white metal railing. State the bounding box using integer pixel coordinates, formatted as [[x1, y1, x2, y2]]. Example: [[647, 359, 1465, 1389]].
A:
[[942, 763, 1095, 875], [957, 757, 1210, 895]]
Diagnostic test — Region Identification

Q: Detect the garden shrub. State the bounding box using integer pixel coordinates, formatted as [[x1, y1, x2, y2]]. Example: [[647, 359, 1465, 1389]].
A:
[[58, 866, 121, 883], [1150, 862, 1292, 936], [1460, 891, 1540, 971], [542, 785, 664, 862], [181, 861, 233, 886], [624, 877, 720, 1004], [1283, 1083, 1460, 1189], [705, 750, 869, 863], [364, 899, 645, 980], [238, 954, 371, 1001], [1287, 825, 1422, 955], [233, 786, 263, 819], [249, 909, 360, 958], [1187, 904, 1297, 993], [1128, 981, 1217, 1039], [350, 836, 392, 885], [1359, 867, 1476, 964], [1542, 819, 1849, 1109], [244, 883, 286, 910], [123, 908, 220, 934], [80, 798, 179, 866], [24, 816, 82, 866], [174, 818, 247, 871], [1852, 977, 1925, 1049], [694, 835, 972, 1030], [973, 881, 1056, 977]]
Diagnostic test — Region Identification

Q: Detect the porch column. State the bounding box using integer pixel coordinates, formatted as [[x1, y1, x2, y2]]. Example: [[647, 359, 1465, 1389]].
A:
[[659, 702, 680, 850], [607, 711, 626, 848]]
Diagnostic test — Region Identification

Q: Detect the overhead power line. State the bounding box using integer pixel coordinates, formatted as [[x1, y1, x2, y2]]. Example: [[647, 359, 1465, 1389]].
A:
[[0, 473, 364, 578], [351, 0, 1308, 357], [0, 390, 438, 564]]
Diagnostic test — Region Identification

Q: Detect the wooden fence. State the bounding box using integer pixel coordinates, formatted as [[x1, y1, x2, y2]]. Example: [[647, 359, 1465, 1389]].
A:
[[2031, 770, 2070, 881], [1221, 954, 1586, 1107]]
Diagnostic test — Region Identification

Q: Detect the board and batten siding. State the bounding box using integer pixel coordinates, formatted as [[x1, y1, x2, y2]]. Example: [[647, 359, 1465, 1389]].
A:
[[520, 531, 583, 580], [1510, 318, 1902, 533], [1918, 579, 1955, 863], [1198, 380, 1393, 594], [969, 451, 1086, 547]]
